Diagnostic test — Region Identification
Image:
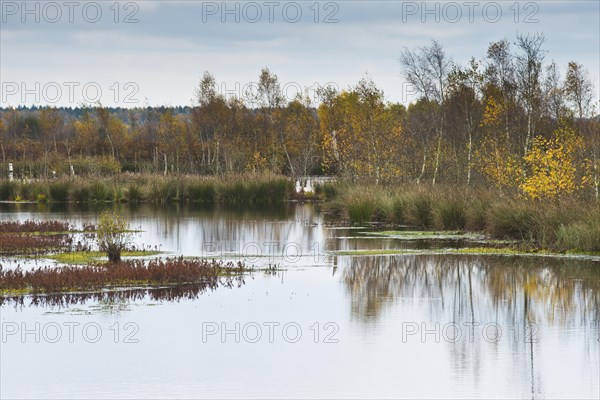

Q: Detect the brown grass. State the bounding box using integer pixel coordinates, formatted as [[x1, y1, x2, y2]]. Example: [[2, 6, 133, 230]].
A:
[[0, 220, 71, 233]]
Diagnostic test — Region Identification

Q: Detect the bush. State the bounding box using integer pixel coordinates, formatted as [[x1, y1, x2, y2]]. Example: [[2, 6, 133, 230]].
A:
[[97, 211, 133, 263]]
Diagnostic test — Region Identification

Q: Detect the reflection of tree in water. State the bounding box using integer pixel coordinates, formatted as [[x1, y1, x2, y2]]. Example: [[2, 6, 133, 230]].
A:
[[343, 254, 600, 327], [342, 255, 600, 397]]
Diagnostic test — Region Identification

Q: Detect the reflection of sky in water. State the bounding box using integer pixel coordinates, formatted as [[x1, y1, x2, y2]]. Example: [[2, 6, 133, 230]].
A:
[[1, 203, 599, 399]]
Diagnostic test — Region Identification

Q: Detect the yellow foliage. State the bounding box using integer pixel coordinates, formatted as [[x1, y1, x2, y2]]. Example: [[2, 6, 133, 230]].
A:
[[481, 96, 504, 128], [319, 88, 405, 182], [475, 135, 523, 190], [520, 125, 584, 200], [73, 115, 98, 155], [245, 151, 268, 173]]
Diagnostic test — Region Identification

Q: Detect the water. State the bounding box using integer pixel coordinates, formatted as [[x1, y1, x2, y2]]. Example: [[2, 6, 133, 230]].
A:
[[1, 203, 599, 399]]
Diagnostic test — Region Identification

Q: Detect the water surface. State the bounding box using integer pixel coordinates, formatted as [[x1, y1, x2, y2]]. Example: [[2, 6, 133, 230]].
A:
[[1, 203, 599, 399]]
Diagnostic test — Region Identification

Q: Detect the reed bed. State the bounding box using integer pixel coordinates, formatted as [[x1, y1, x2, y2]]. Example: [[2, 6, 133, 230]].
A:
[[0, 257, 248, 295], [0, 220, 79, 256], [0, 220, 71, 233], [319, 183, 600, 253], [0, 174, 294, 204], [0, 234, 71, 256]]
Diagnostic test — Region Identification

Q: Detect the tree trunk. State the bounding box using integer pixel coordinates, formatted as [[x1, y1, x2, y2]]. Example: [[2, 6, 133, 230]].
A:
[[524, 111, 532, 155], [417, 153, 427, 184], [432, 132, 442, 186], [467, 132, 473, 185], [108, 248, 121, 263], [594, 149, 599, 201]]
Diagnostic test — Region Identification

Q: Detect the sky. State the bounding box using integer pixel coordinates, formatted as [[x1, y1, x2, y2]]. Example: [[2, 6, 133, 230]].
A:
[[1, 0, 598, 107]]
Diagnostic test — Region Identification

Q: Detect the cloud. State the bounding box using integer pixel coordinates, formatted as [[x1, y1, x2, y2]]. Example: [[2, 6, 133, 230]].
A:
[[1, 0, 598, 106]]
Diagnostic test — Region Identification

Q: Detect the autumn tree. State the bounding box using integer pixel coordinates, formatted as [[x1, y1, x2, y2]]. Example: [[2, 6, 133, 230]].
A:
[[403, 99, 438, 183], [256, 68, 286, 173], [73, 109, 98, 157], [447, 58, 484, 185], [282, 93, 322, 177], [564, 61, 593, 119], [158, 110, 187, 174], [543, 61, 566, 123], [39, 108, 63, 155], [320, 78, 404, 183], [485, 39, 516, 142], [520, 122, 584, 200], [193, 71, 231, 173], [564, 62, 597, 200], [515, 33, 546, 154], [400, 40, 452, 184], [0, 116, 5, 162]]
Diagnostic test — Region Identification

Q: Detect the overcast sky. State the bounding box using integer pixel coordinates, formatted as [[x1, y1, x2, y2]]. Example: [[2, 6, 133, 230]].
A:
[[1, 0, 598, 107]]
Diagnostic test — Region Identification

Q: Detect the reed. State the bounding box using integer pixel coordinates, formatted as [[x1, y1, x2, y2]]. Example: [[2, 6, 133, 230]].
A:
[[0, 220, 71, 233], [49, 182, 70, 202], [0, 234, 70, 256], [556, 219, 600, 252], [0, 181, 18, 201], [0, 173, 293, 204], [0, 257, 248, 294], [323, 182, 600, 252], [0, 220, 86, 256]]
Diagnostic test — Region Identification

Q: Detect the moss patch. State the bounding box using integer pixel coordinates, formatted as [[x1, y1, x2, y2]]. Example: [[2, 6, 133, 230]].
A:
[[361, 230, 486, 240], [330, 247, 600, 260]]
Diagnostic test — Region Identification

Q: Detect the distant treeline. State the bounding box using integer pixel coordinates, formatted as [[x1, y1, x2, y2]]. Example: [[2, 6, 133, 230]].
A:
[[1, 35, 598, 200]]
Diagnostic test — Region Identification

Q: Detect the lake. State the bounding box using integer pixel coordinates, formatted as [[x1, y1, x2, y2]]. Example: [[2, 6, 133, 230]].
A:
[[1, 203, 599, 399]]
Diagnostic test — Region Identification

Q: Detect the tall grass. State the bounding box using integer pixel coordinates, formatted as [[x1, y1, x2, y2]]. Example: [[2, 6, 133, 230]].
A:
[[0, 174, 293, 204], [0, 181, 18, 201], [325, 183, 600, 252], [49, 182, 70, 202], [556, 220, 600, 252]]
